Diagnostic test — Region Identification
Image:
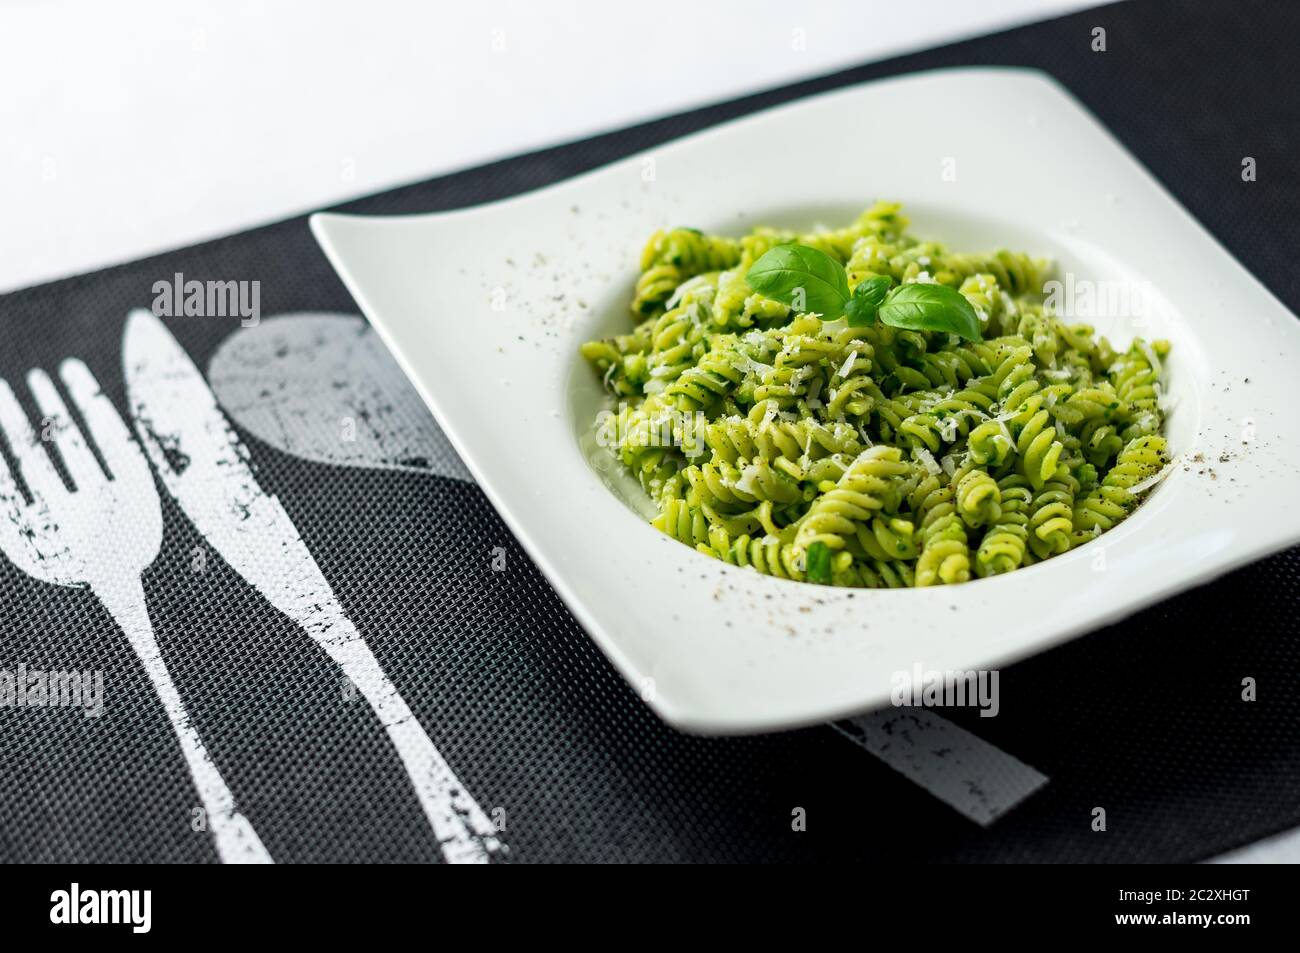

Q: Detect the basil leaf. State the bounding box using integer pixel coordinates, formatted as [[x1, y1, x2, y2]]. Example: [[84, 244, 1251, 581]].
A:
[[805, 541, 833, 585], [843, 275, 892, 327], [877, 283, 982, 342], [745, 244, 849, 319]]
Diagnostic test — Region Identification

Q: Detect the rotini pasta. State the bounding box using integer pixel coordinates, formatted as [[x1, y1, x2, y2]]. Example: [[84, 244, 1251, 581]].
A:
[[583, 204, 1173, 588]]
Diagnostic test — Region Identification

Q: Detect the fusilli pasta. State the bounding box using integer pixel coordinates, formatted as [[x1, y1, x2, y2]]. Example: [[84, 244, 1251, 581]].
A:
[[581, 203, 1172, 587]]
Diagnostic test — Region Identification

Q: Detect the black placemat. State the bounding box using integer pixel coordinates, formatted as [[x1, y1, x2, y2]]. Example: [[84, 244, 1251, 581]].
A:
[[2, 0, 1298, 863]]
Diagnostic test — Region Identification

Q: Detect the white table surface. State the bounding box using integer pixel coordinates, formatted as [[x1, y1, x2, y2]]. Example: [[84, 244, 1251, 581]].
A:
[[2, 0, 1096, 294]]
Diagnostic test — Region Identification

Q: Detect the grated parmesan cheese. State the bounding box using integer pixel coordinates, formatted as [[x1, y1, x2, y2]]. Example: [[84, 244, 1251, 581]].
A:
[[735, 353, 773, 378], [1128, 456, 1178, 495], [1138, 340, 1163, 377], [734, 464, 762, 496], [915, 447, 942, 475], [664, 273, 713, 310], [838, 350, 858, 380]]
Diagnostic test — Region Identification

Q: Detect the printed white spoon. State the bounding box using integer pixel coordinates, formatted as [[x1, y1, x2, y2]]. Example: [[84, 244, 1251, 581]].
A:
[[207, 313, 471, 482]]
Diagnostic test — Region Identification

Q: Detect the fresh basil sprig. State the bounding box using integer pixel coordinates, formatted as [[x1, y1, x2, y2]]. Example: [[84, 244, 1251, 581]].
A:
[[876, 282, 982, 341], [743, 242, 849, 318], [843, 276, 891, 327], [805, 541, 832, 585], [745, 243, 981, 342]]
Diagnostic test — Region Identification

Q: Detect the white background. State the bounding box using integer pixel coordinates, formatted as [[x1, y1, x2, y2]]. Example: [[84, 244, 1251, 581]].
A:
[[1, 0, 1097, 293]]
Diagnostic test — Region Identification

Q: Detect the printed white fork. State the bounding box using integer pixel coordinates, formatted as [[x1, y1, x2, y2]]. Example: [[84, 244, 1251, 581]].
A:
[[0, 359, 272, 864]]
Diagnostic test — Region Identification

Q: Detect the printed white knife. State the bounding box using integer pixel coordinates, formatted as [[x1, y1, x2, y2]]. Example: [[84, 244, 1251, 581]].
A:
[[122, 308, 502, 864]]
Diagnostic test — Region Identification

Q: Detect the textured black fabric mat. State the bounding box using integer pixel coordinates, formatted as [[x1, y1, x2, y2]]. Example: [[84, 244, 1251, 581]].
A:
[[2, 0, 1298, 863]]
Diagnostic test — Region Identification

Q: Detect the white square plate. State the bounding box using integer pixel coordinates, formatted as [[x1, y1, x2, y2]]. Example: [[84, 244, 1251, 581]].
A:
[[312, 67, 1300, 734]]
